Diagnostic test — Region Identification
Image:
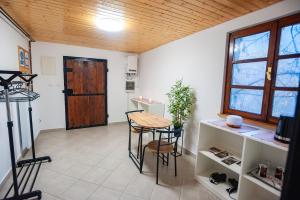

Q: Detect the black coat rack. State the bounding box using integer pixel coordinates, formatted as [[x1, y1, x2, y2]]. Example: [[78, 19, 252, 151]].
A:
[[0, 70, 51, 200]]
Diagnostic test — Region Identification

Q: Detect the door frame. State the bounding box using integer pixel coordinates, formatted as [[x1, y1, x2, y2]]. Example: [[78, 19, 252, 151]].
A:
[[63, 56, 108, 130]]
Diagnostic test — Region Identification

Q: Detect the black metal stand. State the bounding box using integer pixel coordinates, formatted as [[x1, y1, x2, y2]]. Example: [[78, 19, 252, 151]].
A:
[[17, 74, 51, 167], [0, 70, 51, 200]]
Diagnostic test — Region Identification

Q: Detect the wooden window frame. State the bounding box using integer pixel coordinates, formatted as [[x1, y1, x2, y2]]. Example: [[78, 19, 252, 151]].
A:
[[223, 13, 300, 124]]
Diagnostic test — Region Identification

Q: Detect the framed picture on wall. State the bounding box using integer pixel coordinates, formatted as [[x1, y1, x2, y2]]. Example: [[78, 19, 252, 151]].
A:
[[24, 50, 30, 67], [18, 46, 31, 74], [18, 46, 25, 66]]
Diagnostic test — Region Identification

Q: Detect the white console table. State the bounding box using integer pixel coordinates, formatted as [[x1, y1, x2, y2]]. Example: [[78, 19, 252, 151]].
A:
[[195, 119, 288, 200], [129, 97, 165, 116]]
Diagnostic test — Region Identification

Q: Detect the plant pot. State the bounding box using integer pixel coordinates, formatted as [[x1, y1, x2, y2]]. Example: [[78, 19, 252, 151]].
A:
[[174, 125, 182, 130]]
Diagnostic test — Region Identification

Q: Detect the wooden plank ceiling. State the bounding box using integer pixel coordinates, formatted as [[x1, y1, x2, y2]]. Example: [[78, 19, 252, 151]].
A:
[[0, 0, 281, 53]]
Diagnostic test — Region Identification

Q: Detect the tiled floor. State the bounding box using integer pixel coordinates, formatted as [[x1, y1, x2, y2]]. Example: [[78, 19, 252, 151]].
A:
[[0, 123, 219, 200]]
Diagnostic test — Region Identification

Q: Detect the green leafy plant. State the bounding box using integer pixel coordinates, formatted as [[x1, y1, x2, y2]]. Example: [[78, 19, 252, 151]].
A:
[[167, 80, 194, 129]]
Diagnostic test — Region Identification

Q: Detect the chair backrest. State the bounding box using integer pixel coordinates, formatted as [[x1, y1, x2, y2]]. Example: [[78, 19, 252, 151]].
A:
[[156, 128, 182, 150], [125, 110, 144, 125]]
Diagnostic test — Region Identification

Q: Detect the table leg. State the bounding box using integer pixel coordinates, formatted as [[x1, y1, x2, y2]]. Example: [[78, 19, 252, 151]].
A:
[[128, 121, 132, 157], [139, 127, 144, 173], [167, 126, 170, 166]]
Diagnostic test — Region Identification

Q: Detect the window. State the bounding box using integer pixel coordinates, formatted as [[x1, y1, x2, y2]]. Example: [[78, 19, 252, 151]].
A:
[[224, 13, 300, 123]]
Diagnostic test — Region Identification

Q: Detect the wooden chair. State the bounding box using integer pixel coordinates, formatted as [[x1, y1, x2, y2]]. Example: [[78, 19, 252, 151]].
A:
[[141, 128, 182, 184], [125, 110, 155, 159]]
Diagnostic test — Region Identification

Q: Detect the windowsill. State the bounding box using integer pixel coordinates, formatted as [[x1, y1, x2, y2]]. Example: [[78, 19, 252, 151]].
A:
[[217, 113, 277, 131]]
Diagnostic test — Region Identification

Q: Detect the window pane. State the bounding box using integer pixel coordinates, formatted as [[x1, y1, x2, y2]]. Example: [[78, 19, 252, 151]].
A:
[[230, 88, 263, 114], [279, 23, 300, 55], [233, 31, 270, 61], [232, 61, 267, 86], [272, 91, 298, 117], [275, 58, 300, 87]]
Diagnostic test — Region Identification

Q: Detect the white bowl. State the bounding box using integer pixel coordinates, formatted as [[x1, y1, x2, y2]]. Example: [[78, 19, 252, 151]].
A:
[[226, 115, 243, 128]]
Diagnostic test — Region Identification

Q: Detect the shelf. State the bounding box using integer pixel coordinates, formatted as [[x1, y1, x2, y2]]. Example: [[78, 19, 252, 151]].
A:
[[201, 120, 288, 152], [131, 98, 160, 105], [129, 97, 165, 116], [247, 132, 288, 152], [201, 120, 246, 138], [195, 170, 238, 200], [199, 151, 241, 175], [196, 118, 288, 200], [243, 175, 281, 197]]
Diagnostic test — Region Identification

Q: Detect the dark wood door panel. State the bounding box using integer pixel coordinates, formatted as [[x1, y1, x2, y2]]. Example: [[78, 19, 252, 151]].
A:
[[89, 96, 106, 125], [85, 61, 105, 94], [67, 96, 90, 128], [63, 56, 107, 130], [96, 62, 105, 93]]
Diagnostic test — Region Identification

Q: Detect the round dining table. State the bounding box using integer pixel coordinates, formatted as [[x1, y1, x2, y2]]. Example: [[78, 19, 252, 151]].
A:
[[127, 112, 172, 172]]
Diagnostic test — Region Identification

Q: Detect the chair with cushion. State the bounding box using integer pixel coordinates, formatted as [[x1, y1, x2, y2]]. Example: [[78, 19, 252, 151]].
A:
[[141, 128, 182, 184], [125, 110, 155, 159]]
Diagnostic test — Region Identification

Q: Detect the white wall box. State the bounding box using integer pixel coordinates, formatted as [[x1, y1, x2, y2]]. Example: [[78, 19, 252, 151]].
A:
[[195, 120, 288, 200], [129, 97, 165, 116], [127, 55, 138, 73]]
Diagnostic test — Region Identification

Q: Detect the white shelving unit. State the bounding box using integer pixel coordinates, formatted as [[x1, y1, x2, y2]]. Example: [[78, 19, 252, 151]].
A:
[[195, 119, 288, 200], [128, 97, 165, 116]]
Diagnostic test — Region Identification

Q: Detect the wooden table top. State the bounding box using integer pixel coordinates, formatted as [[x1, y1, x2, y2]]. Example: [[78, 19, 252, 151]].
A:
[[128, 112, 172, 129]]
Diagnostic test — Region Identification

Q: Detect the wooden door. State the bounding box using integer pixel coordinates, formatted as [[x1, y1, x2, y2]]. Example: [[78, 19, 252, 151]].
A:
[[63, 56, 107, 129]]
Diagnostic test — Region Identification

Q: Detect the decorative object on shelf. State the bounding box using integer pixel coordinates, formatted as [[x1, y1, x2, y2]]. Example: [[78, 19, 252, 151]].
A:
[[226, 178, 238, 197], [226, 115, 243, 128], [249, 166, 283, 191], [222, 156, 239, 165], [209, 172, 227, 185], [208, 147, 222, 154], [215, 151, 229, 158], [258, 164, 268, 178], [274, 115, 294, 144], [275, 167, 284, 180], [167, 79, 195, 129], [208, 146, 241, 166]]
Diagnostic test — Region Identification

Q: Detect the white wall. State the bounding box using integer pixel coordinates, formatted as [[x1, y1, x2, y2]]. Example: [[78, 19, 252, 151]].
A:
[[31, 42, 132, 130], [0, 15, 37, 184], [139, 0, 300, 154]]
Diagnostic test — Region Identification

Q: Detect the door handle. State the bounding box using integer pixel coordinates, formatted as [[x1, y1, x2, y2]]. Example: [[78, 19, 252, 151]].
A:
[[62, 89, 73, 95], [266, 67, 272, 81]]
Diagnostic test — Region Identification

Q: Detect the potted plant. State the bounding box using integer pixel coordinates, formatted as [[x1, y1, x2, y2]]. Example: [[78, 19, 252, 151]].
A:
[[167, 80, 194, 129]]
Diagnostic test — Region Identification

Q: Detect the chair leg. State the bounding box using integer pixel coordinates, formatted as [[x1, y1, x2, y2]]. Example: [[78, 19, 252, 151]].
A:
[[156, 152, 159, 184], [137, 133, 141, 159], [140, 145, 148, 173], [128, 128, 131, 157], [174, 152, 177, 176], [167, 153, 169, 166], [152, 130, 155, 140]]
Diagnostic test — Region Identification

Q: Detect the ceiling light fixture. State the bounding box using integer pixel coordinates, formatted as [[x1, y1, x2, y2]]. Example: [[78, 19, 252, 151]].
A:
[[95, 17, 124, 32]]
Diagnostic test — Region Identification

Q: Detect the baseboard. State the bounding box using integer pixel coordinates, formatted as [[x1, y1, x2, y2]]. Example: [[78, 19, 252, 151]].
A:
[[180, 146, 196, 158], [40, 122, 127, 133], [108, 121, 127, 125], [40, 128, 65, 133]]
